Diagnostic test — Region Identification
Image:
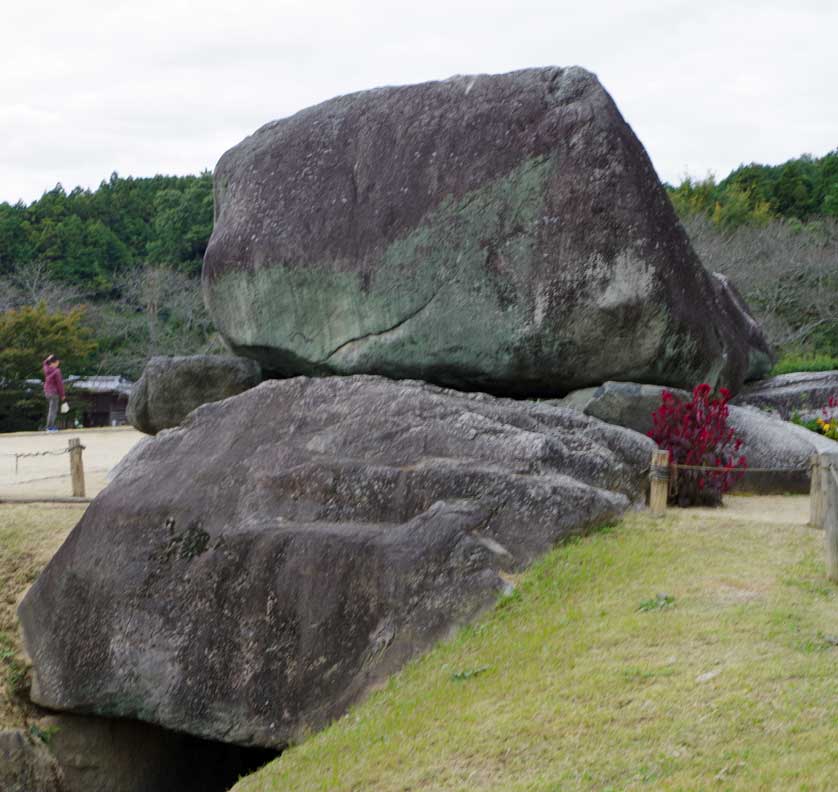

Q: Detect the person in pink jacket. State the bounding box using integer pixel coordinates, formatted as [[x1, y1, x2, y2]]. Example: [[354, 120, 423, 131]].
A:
[[42, 354, 66, 432]]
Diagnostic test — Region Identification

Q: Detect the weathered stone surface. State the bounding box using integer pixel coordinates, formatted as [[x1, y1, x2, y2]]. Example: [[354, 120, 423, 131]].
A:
[[20, 376, 653, 749], [733, 370, 838, 419], [127, 354, 261, 435], [560, 381, 667, 435], [727, 407, 836, 492], [0, 729, 64, 792], [711, 273, 775, 383], [561, 381, 836, 493], [203, 66, 772, 397], [33, 713, 274, 792]]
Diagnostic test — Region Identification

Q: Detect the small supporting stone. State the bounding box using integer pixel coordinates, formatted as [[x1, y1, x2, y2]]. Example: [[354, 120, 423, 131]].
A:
[[69, 438, 86, 498], [649, 449, 670, 516]]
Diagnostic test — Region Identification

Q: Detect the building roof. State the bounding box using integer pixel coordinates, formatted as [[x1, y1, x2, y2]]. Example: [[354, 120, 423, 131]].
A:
[[68, 376, 134, 396], [24, 375, 134, 396]]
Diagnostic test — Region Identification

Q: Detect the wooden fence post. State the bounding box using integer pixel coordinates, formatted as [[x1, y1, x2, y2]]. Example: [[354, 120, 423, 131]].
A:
[[68, 437, 85, 498], [810, 454, 825, 529], [649, 449, 670, 516], [816, 451, 838, 582]]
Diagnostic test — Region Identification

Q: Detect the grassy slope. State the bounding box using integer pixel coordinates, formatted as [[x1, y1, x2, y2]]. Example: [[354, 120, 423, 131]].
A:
[[0, 504, 82, 728], [234, 496, 837, 792]]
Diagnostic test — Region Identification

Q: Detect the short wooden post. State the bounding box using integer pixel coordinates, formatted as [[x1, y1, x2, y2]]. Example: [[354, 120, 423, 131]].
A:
[[810, 454, 825, 529], [820, 451, 838, 582], [68, 437, 85, 498], [649, 449, 670, 516]]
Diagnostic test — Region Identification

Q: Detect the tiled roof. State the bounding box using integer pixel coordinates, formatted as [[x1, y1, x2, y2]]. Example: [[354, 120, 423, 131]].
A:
[[68, 376, 134, 396], [25, 375, 134, 396]]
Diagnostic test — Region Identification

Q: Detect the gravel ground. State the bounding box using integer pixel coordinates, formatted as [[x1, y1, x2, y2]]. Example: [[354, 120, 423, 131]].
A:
[[0, 426, 144, 500]]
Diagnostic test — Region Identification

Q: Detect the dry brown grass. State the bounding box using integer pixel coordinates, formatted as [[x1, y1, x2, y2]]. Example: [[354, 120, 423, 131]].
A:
[[0, 503, 83, 728]]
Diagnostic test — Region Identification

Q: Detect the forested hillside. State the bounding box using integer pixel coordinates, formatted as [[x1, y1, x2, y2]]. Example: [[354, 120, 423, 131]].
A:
[[0, 173, 218, 430], [0, 171, 212, 284], [0, 150, 836, 410], [664, 150, 838, 369]]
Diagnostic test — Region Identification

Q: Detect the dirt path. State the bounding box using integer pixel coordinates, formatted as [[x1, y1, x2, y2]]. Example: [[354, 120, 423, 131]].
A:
[[688, 493, 810, 525], [0, 426, 144, 500]]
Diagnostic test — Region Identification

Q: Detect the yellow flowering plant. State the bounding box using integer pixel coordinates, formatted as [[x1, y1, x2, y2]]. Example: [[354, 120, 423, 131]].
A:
[[793, 396, 838, 441]]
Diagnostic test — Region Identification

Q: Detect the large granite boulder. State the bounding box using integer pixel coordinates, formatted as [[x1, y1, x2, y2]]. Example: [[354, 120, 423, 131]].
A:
[[127, 354, 261, 435], [203, 66, 772, 397], [733, 370, 838, 419], [20, 376, 653, 749], [561, 381, 836, 493]]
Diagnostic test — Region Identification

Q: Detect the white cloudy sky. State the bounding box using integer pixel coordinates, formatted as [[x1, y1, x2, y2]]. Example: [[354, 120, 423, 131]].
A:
[[2, 0, 836, 204]]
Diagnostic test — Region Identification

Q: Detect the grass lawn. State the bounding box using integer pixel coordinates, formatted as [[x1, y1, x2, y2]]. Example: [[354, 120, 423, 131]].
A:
[[770, 354, 838, 376], [234, 495, 837, 792], [0, 503, 82, 729]]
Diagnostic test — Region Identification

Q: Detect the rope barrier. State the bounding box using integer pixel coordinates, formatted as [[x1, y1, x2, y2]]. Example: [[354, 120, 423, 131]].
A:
[[1, 447, 74, 458], [2, 467, 108, 487], [647, 449, 828, 515], [1, 445, 85, 475], [646, 459, 817, 476], [669, 463, 792, 474], [0, 436, 90, 500]]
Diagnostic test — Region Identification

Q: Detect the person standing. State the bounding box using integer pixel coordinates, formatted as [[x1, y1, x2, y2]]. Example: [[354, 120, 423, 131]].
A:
[[42, 354, 66, 432]]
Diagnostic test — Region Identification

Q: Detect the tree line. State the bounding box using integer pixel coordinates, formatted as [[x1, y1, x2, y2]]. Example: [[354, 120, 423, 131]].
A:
[[665, 149, 838, 230], [0, 170, 212, 287], [0, 170, 218, 375], [0, 172, 217, 430]]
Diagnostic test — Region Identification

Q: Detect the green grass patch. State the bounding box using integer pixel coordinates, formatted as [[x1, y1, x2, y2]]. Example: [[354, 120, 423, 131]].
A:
[[234, 497, 838, 792], [770, 353, 838, 376], [637, 593, 676, 612], [0, 632, 26, 695]]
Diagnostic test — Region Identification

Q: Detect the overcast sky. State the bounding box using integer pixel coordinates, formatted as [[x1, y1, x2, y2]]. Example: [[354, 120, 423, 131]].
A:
[[2, 0, 836, 205]]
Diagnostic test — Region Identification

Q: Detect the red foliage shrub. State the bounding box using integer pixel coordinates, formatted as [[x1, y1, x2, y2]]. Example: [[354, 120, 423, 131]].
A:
[[648, 384, 747, 506], [821, 394, 838, 423]]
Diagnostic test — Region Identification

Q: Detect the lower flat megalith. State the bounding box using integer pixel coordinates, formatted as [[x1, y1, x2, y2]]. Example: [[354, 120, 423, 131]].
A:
[[204, 66, 772, 395], [19, 376, 653, 749], [733, 370, 838, 419]]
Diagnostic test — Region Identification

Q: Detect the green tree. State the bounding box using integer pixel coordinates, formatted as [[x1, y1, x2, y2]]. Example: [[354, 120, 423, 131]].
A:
[[0, 303, 97, 384], [823, 183, 838, 216], [711, 184, 772, 231], [772, 161, 815, 219], [0, 202, 33, 273], [146, 172, 213, 273], [667, 175, 718, 217]]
